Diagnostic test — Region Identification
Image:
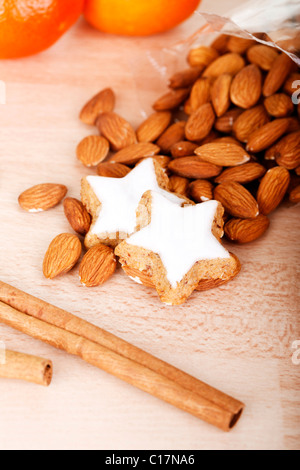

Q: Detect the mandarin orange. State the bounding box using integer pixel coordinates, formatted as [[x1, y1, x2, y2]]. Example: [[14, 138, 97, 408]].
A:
[[0, 0, 84, 59], [84, 0, 201, 36]]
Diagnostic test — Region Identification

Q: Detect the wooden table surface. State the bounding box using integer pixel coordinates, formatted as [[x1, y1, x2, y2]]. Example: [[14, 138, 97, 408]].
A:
[[0, 1, 299, 450]]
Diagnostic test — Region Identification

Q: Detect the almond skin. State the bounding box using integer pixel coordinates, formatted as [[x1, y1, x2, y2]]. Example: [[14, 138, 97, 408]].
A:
[[187, 46, 219, 68], [79, 244, 117, 287], [246, 118, 290, 153], [233, 105, 270, 143], [203, 53, 245, 78], [189, 179, 214, 202], [289, 185, 300, 203], [283, 73, 300, 96], [96, 162, 131, 178], [96, 112, 137, 151], [263, 53, 294, 97], [18, 183, 67, 212], [79, 88, 115, 125], [156, 121, 186, 154], [153, 88, 190, 111], [195, 142, 250, 167], [169, 67, 203, 89], [76, 135, 110, 167], [170, 140, 198, 158], [189, 77, 212, 113], [185, 103, 215, 141], [227, 36, 255, 54], [230, 64, 262, 109], [264, 93, 294, 118], [108, 142, 160, 165], [214, 107, 243, 133], [214, 182, 259, 219], [211, 73, 232, 117], [246, 45, 279, 71], [273, 132, 300, 170], [43, 233, 82, 279], [168, 157, 222, 179], [136, 111, 172, 143], [169, 175, 189, 197], [257, 166, 291, 215], [215, 162, 266, 184], [225, 215, 270, 243], [63, 198, 91, 236]]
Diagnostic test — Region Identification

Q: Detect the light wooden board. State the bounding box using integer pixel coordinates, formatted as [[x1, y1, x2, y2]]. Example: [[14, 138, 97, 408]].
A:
[[0, 1, 299, 450]]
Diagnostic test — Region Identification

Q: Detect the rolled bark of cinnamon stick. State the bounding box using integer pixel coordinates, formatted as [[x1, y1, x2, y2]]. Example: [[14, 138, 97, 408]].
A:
[[0, 280, 244, 425], [0, 349, 52, 386], [0, 300, 240, 431]]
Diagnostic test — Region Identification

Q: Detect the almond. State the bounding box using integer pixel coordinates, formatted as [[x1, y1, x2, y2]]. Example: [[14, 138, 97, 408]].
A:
[[96, 162, 131, 178], [195, 142, 250, 167], [168, 157, 222, 179], [296, 166, 300, 176], [187, 46, 219, 68], [43, 233, 82, 279], [156, 121, 186, 154], [203, 53, 245, 78], [230, 64, 262, 109], [18, 183, 67, 212], [96, 112, 137, 151], [79, 244, 116, 287], [210, 35, 229, 54], [273, 131, 300, 170], [214, 182, 259, 218], [189, 179, 214, 202], [79, 88, 115, 125], [286, 117, 300, 133], [170, 140, 198, 158], [263, 53, 294, 97], [225, 215, 270, 243], [246, 45, 279, 71], [189, 77, 212, 113], [185, 103, 215, 141], [211, 73, 232, 117], [169, 175, 189, 196], [214, 107, 243, 133], [233, 105, 270, 142], [76, 135, 110, 167], [63, 198, 91, 236], [108, 142, 160, 165], [289, 185, 300, 203], [213, 136, 242, 146], [246, 118, 290, 153], [136, 111, 172, 142], [257, 166, 290, 215], [226, 36, 255, 54], [169, 67, 203, 89], [215, 162, 266, 184], [153, 88, 190, 111], [264, 93, 294, 118]]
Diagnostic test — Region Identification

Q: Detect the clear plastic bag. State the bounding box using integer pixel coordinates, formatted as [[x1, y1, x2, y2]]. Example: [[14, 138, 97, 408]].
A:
[[132, 0, 299, 115]]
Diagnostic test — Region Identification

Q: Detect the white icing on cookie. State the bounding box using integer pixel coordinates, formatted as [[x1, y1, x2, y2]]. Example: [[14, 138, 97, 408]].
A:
[[126, 191, 230, 288], [86, 158, 183, 237]]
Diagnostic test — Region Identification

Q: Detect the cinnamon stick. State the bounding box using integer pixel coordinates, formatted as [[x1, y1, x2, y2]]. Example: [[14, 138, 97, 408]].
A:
[[0, 280, 245, 430], [0, 349, 52, 386], [0, 301, 237, 431]]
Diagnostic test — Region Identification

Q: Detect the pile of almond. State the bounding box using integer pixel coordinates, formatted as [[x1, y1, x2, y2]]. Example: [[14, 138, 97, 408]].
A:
[[18, 34, 300, 287]]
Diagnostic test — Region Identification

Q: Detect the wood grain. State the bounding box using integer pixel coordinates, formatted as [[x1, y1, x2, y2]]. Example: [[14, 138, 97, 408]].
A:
[[0, 3, 299, 450]]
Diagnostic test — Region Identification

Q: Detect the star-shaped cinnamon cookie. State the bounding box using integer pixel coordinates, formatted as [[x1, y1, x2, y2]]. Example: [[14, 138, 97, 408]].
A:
[[116, 191, 240, 305], [82, 158, 186, 248]]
